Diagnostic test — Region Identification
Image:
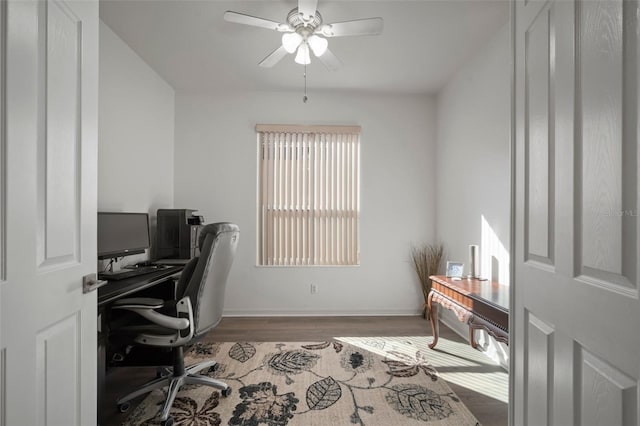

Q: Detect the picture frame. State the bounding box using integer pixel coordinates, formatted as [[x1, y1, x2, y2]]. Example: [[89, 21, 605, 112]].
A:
[[446, 261, 464, 278]]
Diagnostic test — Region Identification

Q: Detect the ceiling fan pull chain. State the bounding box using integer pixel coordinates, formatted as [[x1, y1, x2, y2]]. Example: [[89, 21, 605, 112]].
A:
[[303, 63, 308, 103]]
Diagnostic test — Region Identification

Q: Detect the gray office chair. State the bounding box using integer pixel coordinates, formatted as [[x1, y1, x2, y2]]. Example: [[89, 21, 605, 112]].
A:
[[111, 222, 239, 425]]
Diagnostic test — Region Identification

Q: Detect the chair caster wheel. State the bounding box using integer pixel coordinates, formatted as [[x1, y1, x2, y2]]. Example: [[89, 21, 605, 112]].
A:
[[117, 402, 130, 413], [160, 417, 174, 426], [222, 387, 232, 397]]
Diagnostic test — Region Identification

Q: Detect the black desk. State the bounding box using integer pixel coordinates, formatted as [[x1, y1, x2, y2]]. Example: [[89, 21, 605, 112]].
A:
[[97, 266, 183, 424], [97, 266, 183, 306]]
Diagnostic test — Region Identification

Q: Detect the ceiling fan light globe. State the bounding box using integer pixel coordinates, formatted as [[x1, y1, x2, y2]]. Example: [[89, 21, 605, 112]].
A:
[[308, 34, 328, 57], [282, 32, 303, 54], [294, 42, 311, 65]]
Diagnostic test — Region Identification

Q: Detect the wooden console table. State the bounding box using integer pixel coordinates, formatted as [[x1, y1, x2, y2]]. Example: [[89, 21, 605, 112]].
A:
[[428, 275, 509, 349]]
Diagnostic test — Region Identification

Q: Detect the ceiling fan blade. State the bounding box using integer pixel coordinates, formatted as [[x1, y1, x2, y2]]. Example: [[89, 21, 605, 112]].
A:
[[318, 18, 383, 37], [259, 46, 289, 68], [317, 48, 342, 71], [298, 0, 318, 21], [224, 11, 291, 32]]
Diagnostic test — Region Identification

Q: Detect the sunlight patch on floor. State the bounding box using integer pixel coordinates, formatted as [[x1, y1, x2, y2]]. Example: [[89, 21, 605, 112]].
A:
[[336, 335, 509, 403]]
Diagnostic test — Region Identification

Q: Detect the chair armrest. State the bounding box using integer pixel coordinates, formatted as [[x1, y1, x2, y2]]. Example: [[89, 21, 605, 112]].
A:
[[128, 308, 190, 330], [113, 297, 191, 330], [112, 297, 165, 309]]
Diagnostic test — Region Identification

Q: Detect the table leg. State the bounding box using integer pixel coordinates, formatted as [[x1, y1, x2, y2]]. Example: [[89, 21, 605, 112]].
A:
[[469, 321, 478, 349], [428, 291, 439, 349]]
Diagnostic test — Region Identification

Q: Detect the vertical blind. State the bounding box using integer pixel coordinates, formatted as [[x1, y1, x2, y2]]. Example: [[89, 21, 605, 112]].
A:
[[257, 124, 361, 266]]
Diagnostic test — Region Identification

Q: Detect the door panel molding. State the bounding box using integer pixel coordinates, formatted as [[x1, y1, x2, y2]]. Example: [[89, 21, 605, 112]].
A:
[[0, 9, 6, 424], [574, 0, 638, 292], [36, 0, 82, 270], [0, 348, 5, 426], [524, 311, 555, 426], [577, 348, 637, 425], [0, 0, 6, 283], [524, 3, 555, 267], [36, 313, 80, 426]]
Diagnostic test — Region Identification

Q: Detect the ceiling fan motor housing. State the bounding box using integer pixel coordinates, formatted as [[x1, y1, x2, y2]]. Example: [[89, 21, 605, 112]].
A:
[[287, 7, 323, 36]]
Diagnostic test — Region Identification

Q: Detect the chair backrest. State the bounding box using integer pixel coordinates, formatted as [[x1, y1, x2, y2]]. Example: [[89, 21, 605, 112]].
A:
[[176, 222, 239, 338]]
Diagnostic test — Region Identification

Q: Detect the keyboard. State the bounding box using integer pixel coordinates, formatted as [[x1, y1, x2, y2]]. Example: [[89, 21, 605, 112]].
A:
[[99, 265, 169, 281]]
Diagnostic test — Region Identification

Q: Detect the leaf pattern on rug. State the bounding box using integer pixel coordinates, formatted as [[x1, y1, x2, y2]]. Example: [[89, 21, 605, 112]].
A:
[[229, 381, 298, 426], [339, 347, 373, 373], [362, 339, 386, 350], [301, 341, 344, 353], [171, 393, 222, 425], [385, 384, 454, 421], [306, 376, 342, 410], [188, 342, 220, 359], [230, 342, 257, 363], [267, 350, 319, 375], [384, 350, 439, 381], [302, 342, 331, 350], [134, 393, 222, 426]]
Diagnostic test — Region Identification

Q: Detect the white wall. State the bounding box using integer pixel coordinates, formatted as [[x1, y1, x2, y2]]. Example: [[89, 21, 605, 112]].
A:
[[436, 24, 510, 282], [98, 21, 175, 263], [174, 91, 437, 315], [435, 24, 510, 365]]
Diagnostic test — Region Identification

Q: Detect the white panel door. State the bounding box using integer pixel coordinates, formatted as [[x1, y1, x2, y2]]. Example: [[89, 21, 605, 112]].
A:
[[514, 0, 639, 424], [1, 0, 98, 424]]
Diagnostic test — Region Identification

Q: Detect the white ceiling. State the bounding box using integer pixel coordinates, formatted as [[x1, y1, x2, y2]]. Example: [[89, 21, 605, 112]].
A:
[[99, 0, 509, 95]]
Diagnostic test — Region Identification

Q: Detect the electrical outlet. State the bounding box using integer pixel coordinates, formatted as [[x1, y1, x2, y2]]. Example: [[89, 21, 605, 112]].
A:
[[310, 283, 318, 294]]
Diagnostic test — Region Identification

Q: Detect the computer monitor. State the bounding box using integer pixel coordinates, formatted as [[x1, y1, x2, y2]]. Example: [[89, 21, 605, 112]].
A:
[[97, 212, 150, 260]]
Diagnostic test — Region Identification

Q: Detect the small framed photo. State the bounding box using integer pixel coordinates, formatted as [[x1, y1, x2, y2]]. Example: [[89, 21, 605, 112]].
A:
[[446, 261, 464, 278]]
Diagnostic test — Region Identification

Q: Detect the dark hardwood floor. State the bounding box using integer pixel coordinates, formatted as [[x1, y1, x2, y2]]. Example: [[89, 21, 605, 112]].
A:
[[102, 316, 508, 425]]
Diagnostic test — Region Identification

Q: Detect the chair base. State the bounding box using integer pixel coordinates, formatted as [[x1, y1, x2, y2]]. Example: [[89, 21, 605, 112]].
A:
[[116, 358, 230, 422]]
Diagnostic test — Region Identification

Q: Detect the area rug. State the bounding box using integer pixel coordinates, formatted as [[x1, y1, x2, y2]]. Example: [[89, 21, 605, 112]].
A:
[[123, 339, 480, 425]]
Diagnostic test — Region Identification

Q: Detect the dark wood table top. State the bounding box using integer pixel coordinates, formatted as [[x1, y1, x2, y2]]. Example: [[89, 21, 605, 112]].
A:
[[430, 275, 509, 313]]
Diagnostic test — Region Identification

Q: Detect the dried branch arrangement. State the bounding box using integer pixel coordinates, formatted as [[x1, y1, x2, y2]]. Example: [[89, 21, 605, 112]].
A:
[[411, 243, 444, 319]]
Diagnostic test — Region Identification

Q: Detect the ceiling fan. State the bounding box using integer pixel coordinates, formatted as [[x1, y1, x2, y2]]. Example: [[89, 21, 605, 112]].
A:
[[224, 0, 383, 71]]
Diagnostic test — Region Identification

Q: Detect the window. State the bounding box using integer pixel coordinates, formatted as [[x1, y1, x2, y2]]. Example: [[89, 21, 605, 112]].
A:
[[257, 124, 360, 266]]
